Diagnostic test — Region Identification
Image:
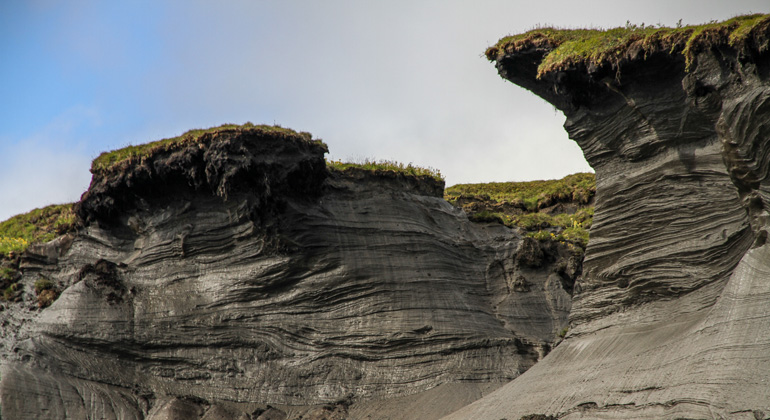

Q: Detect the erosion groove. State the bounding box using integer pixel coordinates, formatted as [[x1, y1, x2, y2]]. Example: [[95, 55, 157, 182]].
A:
[[442, 15, 770, 420], [0, 128, 574, 419]]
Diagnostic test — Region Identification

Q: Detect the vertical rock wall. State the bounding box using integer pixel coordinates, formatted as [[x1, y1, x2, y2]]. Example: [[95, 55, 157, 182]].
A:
[[444, 19, 770, 420]]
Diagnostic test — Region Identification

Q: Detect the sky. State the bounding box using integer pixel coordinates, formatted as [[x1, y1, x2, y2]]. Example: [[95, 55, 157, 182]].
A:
[[1, 0, 768, 221]]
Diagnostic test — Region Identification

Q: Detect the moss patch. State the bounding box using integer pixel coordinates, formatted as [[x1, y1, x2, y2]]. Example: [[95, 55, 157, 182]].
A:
[[91, 122, 319, 173], [0, 203, 75, 258], [486, 13, 770, 77], [327, 159, 444, 182]]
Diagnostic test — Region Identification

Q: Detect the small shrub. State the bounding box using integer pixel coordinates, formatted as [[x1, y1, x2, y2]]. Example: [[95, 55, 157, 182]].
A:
[[2, 283, 20, 302], [34, 277, 54, 294], [34, 277, 58, 309], [558, 327, 569, 338], [37, 288, 59, 308]]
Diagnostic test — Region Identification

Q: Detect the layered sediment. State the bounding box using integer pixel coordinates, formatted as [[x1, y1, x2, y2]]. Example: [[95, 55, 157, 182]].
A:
[[444, 15, 770, 420], [0, 126, 574, 419]]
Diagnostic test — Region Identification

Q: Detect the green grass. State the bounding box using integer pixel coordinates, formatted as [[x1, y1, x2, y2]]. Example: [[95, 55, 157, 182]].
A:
[[91, 122, 318, 173], [486, 13, 770, 77], [327, 158, 444, 181], [449, 174, 594, 248], [446, 172, 594, 211], [469, 209, 592, 247], [0, 203, 75, 257]]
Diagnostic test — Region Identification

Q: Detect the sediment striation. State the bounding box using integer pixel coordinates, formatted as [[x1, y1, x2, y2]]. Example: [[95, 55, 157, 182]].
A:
[[0, 126, 575, 419], [444, 14, 770, 420]]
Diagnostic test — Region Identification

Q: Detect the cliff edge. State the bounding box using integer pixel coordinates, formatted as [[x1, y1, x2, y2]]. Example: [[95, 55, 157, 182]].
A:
[[0, 125, 574, 419], [444, 14, 770, 420]]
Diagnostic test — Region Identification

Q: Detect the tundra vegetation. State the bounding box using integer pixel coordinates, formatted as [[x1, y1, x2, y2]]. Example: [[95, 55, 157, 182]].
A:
[[445, 173, 595, 249], [485, 13, 770, 76], [326, 158, 444, 181]]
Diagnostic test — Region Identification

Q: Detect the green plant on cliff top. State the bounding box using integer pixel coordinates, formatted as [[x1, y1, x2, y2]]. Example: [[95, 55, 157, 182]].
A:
[[445, 172, 594, 210], [486, 13, 770, 77], [91, 122, 317, 173], [0, 203, 75, 258], [327, 158, 444, 181]]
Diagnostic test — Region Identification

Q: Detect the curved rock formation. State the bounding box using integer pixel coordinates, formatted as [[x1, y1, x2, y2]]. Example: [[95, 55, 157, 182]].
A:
[[0, 126, 573, 419], [444, 15, 770, 420]]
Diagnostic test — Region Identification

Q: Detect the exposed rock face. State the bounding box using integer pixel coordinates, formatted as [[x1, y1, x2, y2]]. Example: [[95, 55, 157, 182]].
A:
[[444, 19, 770, 420], [0, 127, 572, 419]]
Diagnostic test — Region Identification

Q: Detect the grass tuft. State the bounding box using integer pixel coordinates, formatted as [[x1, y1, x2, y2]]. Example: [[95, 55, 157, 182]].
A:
[[2, 282, 20, 302], [327, 158, 444, 181], [486, 13, 770, 77], [34, 277, 59, 308]]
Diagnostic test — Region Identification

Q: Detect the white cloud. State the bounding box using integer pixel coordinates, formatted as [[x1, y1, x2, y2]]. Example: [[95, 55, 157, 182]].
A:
[[3, 0, 768, 220], [0, 107, 95, 221]]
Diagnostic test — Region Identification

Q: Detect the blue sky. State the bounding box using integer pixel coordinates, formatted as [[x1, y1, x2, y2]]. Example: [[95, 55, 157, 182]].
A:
[[1, 0, 768, 221]]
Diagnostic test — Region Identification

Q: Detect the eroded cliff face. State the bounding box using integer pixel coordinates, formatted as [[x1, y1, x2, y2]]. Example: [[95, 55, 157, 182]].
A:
[[0, 127, 573, 419], [444, 17, 770, 420]]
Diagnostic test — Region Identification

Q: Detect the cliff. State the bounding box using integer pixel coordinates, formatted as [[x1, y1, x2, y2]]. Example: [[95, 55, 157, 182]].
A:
[[0, 125, 575, 419], [444, 14, 770, 420]]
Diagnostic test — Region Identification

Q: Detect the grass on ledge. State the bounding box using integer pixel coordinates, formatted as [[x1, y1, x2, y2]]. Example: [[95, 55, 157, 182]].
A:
[[0, 203, 75, 258], [486, 13, 770, 77], [327, 159, 444, 181], [446, 172, 594, 211], [470, 208, 593, 248], [91, 122, 316, 173], [449, 173, 595, 248]]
